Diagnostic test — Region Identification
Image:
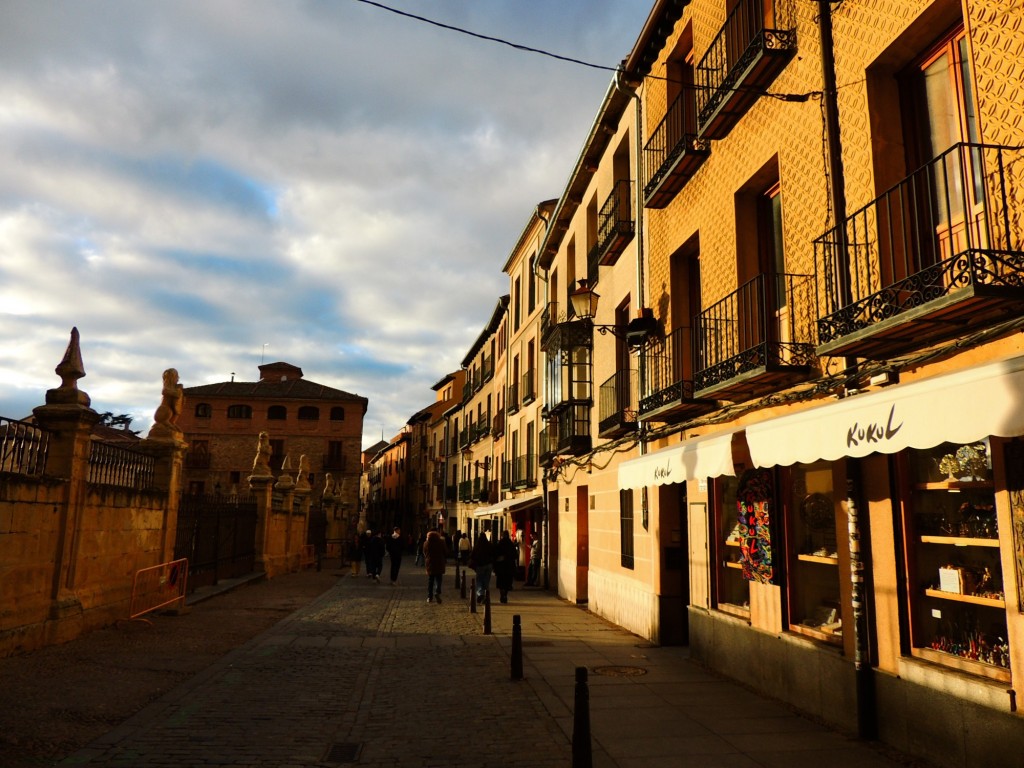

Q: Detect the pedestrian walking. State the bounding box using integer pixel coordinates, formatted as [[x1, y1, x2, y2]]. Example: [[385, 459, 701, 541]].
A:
[[367, 530, 385, 582], [458, 531, 471, 564], [527, 533, 541, 586], [361, 529, 374, 578], [423, 527, 448, 603], [493, 529, 516, 603], [347, 532, 364, 577], [468, 530, 494, 602], [386, 526, 404, 585]]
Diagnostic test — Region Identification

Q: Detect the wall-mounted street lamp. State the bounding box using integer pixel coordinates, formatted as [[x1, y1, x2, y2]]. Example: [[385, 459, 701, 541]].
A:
[[568, 279, 662, 349]]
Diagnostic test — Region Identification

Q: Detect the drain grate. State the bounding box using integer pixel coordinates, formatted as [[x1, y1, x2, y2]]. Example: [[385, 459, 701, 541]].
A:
[[591, 665, 647, 677], [324, 742, 362, 764]]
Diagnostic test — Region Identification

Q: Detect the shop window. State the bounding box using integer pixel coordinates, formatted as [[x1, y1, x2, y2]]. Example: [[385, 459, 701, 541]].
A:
[[715, 468, 777, 617], [899, 438, 1009, 680], [227, 404, 252, 419], [267, 405, 287, 420], [194, 403, 212, 418], [784, 461, 842, 645]]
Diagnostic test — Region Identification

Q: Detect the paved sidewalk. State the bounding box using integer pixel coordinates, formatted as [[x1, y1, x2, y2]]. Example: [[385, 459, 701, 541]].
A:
[[60, 566, 924, 768]]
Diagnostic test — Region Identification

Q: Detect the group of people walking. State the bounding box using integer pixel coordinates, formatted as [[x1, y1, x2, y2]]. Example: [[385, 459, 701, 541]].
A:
[[346, 526, 543, 605]]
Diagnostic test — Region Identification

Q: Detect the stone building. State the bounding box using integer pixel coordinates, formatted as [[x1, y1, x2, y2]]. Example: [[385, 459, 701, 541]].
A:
[[176, 361, 367, 548]]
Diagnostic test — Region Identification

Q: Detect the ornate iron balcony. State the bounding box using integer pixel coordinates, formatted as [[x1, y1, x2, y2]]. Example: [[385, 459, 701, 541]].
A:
[[816, 142, 1024, 358], [643, 92, 710, 208], [598, 369, 639, 438]]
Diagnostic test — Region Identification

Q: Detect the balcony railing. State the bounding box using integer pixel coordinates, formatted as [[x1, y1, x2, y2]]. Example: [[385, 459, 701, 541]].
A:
[[482, 351, 494, 382], [639, 326, 717, 421], [547, 404, 591, 457], [693, 272, 816, 399], [539, 426, 556, 467], [459, 479, 473, 503], [512, 453, 537, 489], [508, 381, 520, 415], [0, 416, 49, 476], [88, 440, 156, 490], [816, 142, 1024, 358], [462, 380, 473, 401], [501, 459, 512, 490], [643, 92, 710, 208], [598, 369, 639, 438], [521, 370, 536, 405], [695, 0, 796, 140], [587, 179, 635, 270]]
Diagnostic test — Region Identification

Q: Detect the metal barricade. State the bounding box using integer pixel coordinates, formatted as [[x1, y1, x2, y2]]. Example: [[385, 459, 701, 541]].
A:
[[128, 558, 188, 621]]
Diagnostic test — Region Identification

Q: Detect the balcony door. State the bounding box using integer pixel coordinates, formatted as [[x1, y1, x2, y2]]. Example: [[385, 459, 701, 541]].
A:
[[900, 26, 984, 276]]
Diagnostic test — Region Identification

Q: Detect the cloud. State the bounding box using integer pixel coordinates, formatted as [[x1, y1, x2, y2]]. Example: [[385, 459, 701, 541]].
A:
[[0, 0, 652, 446]]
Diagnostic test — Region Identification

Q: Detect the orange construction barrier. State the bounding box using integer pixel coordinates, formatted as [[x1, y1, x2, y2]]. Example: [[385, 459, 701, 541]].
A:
[[128, 558, 188, 621]]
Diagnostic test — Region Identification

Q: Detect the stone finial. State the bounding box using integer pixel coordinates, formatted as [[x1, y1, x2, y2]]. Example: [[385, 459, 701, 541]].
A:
[[147, 368, 185, 441], [45, 327, 91, 406], [295, 455, 311, 492], [251, 431, 273, 476], [275, 455, 294, 489]]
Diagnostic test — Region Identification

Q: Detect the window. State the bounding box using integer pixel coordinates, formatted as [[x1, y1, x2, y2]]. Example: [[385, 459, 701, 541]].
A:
[[620, 489, 635, 569], [194, 403, 212, 418], [326, 441, 345, 469], [227, 404, 252, 419], [298, 406, 320, 421], [267, 405, 287, 420], [528, 261, 537, 313], [330, 407, 345, 421]]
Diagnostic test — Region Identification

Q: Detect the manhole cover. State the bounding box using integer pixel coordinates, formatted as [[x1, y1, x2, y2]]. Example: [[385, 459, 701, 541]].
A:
[[591, 665, 647, 677]]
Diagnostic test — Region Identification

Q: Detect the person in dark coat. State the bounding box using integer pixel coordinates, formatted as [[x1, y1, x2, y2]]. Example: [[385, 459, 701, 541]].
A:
[[386, 526, 404, 585], [423, 527, 449, 603], [469, 531, 494, 602], [493, 530, 517, 603], [367, 530, 386, 582]]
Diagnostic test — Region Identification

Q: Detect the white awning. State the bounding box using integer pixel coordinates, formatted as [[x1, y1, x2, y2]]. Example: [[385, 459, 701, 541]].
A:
[[472, 493, 542, 518], [746, 354, 1024, 468], [618, 431, 738, 490]]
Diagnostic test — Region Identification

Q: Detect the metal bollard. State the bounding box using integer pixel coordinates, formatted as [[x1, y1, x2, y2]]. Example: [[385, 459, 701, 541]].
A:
[[483, 590, 491, 635], [470, 578, 477, 613], [511, 614, 523, 680], [572, 666, 592, 768]]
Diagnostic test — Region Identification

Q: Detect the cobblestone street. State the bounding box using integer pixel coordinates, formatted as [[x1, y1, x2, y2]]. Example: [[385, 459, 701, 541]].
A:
[[3, 563, 939, 768]]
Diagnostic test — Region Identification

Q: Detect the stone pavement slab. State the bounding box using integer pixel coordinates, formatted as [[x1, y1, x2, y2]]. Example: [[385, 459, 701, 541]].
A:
[[57, 566, 929, 768]]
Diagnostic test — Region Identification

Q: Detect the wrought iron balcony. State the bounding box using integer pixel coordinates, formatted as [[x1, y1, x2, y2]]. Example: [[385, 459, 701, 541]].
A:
[[638, 326, 717, 422], [643, 92, 710, 209], [546, 403, 591, 457], [501, 459, 512, 490], [458, 479, 473, 503], [598, 369, 639, 438], [587, 179, 635, 268], [521, 370, 537, 405], [693, 272, 816, 400], [482, 351, 494, 382], [695, 0, 796, 140], [816, 142, 1024, 359], [507, 381, 520, 415]]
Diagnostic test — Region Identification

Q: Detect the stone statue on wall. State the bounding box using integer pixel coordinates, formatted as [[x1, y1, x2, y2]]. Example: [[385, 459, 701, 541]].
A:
[[148, 368, 185, 441], [252, 431, 273, 476], [275, 455, 294, 489], [295, 455, 311, 492]]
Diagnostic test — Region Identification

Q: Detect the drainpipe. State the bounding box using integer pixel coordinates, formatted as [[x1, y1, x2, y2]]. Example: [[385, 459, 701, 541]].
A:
[[614, 66, 652, 527], [819, 0, 876, 741]]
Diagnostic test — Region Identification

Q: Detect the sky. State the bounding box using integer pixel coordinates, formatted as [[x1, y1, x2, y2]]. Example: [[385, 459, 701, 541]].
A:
[[0, 0, 653, 449]]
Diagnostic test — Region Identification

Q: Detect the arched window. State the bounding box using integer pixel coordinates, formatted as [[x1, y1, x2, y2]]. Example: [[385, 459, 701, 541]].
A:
[[227, 404, 252, 419], [267, 405, 287, 420], [330, 406, 345, 421], [194, 403, 212, 418], [298, 406, 320, 421]]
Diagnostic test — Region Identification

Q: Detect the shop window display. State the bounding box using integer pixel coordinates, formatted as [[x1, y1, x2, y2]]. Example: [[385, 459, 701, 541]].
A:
[[900, 438, 1010, 681], [715, 469, 777, 617], [786, 461, 842, 645], [715, 475, 750, 616]]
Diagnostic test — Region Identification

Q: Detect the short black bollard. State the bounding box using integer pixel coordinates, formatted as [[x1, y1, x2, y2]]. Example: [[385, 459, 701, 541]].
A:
[[511, 614, 523, 680], [483, 590, 491, 635], [460, 570, 467, 600], [469, 578, 477, 613], [572, 666, 592, 768]]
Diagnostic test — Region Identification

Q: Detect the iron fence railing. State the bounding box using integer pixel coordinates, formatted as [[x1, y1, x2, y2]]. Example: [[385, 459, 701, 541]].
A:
[[0, 416, 50, 476], [88, 440, 156, 490], [693, 272, 816, 391], [599, 369, 638, 435], [643, 91, 707, 200], [816, 142, 1024, 343]]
